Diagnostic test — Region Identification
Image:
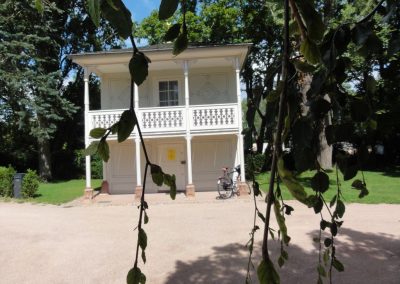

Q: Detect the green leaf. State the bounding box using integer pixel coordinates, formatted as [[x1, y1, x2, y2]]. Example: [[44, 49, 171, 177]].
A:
[[278, 158, 309, 205], [325, 125, 335, 146], [127, 267, 146, 284], [313, 197, 323, 214], [311, 172, 330, 193], [159, 0, 179, 20], [352, 22, 372, 46], [335, 200, 345, 218], [320, 220, 331, 231], [257, 259, 280, 284], [359, 189, 369, 198], [90, 127, 107, 139], [118, 110, 136, 142], [323, 249, 330, 265], [284, 205, 294, 215], [150, 164, 164, 186], [332, 258, 344, 272], [257, 211, 266, 223], [318, 264, 327, 277], [110, 122, 119, 134], [84, 141, 100, 156], [35, 0, 44, 13], [138, 228, 147, 250], [141, 250, 146, 264], [87, 0, 101, 26], [129, 52, 151, 86], [173, 31, 188, 56], [164, 23, 181, 41], [330, 222, 338, 236], [101, 0, 132, 39], [292, 117, 313, 148], [144, 211, 149, 224], [292, 60, 317, 73], [274, 200, 290, 245], [351, 179, 366, 190], [97, 140, 110, 162], [105, 0, 118, 10], [163, 173, 177, 199], [295, 0, 325, 42], [300, 37, 321, 65]]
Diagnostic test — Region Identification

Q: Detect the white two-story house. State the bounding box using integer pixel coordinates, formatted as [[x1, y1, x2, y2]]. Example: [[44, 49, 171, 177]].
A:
[[70, 43, 250, 197]]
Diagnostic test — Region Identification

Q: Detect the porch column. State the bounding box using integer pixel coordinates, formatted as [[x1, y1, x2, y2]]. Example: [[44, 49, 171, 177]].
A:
[[184, 60, 195, 196], [234, 58, 249, 196], [134, 83, 143, 198], [84, 67, 93, 199]]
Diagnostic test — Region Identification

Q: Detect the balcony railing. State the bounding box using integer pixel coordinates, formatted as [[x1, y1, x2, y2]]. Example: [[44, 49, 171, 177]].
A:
[[88, 103, 239, 138]]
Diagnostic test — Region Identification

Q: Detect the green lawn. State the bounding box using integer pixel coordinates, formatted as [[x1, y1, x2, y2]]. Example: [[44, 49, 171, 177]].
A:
[[256, 168, 400, 204], [10, 179, 102, 205]]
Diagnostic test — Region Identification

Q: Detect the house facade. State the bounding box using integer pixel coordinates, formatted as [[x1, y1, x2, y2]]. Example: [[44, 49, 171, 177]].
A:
[[70, 43, 250, 197]]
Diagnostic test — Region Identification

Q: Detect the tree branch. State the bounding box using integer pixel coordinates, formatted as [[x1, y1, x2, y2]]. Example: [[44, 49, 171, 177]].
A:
[[289, 0, 307, 41]]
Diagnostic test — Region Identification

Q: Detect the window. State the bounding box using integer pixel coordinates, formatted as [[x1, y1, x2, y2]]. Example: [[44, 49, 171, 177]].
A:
[[159, 80, 179, 106]]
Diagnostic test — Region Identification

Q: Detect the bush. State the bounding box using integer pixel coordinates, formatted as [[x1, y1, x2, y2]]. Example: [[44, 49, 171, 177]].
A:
[[0, 165, 16, 197], [74, 149, 103, 179], [21, 169, 40, 198], [245, 153, 266, 178]]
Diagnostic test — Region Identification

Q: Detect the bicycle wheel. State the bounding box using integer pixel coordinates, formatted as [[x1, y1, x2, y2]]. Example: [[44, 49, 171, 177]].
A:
[[217, 177, 233, 199]]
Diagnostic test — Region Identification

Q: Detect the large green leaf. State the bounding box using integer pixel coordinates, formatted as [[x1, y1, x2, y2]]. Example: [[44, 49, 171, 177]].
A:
[[163, 173, 177, 200], [138, 228, 147, 250], [257, 259, 280, 284], [274, 200, 290, 245], [150, 164, 164, 186], [129, 52, 151, 86], [87, 0, 101, 26], [101, 0, 132, 39], [159, 0, 179, 20], [277, 158, 309, 205], [164, 23, 181, 41], [89, 127, 107, 139], [35, 0, 44, 13], [295, 0, 325, 42], [127, 266, 146, 284], [173, 31, 188, 55], [300, 37, 321, 65], [311, 172, 330, 193], [117, 110, 136, 142], [97, 140, 110, 162], [84, 141, 100, 156]]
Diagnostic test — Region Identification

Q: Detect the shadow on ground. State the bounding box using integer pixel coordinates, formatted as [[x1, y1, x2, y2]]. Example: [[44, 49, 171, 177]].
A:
[[165, 228, 400, 284]]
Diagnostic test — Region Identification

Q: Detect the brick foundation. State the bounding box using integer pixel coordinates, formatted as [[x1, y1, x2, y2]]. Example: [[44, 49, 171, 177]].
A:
[[185, 184, 195, 197], [84, 188, 94, 199], [135, 186, 143, 199], [100, 180, 109, 194], [238, 182, 250, 197]]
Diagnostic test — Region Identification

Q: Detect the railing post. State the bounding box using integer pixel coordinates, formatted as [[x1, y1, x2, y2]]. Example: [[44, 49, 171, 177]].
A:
[[84, 67, 93, 198]]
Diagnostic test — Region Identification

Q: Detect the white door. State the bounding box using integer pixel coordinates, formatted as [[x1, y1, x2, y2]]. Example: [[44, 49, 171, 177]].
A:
[[157, 143, 186, 190]]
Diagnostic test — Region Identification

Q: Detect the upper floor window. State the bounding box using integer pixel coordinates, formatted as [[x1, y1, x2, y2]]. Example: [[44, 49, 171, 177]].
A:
[[159, 80, 178, 106]]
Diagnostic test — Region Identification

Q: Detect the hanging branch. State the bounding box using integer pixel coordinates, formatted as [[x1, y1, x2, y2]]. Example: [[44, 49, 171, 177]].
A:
[[261, 0, 290, 263]]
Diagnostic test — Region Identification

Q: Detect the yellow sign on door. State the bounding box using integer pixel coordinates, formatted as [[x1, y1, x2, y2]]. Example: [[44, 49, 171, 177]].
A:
[[167, 149, 176, 161]]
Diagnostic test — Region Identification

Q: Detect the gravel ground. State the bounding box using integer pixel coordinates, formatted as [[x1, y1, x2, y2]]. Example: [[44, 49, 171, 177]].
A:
[[0, 194, 399, 284]]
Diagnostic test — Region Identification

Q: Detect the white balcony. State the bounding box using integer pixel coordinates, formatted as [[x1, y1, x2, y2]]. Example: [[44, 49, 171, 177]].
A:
[[88, 103, 239, 139]]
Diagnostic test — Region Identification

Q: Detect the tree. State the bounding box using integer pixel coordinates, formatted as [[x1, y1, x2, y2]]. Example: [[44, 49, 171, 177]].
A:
[[0, 0, 122, 179]]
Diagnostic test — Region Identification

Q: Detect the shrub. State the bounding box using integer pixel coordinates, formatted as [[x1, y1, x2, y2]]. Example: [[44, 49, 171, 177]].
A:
[[21, 169, 40, 198], [245, 153, 266, 177], [0, 165, 16, 197], [74, 149, 103, 179]]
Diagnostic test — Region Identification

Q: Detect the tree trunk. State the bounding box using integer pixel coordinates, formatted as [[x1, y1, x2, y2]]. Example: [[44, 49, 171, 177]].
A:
[[38, 137, 52, 180], [300, 75, 332, 169]]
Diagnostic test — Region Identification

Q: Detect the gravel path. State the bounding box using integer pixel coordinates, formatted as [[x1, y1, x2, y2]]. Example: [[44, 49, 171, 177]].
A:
[[0, 195, 399, 284]]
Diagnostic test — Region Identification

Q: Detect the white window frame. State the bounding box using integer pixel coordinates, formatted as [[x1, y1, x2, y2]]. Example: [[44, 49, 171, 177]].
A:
[[158, 80, 179, 107], [153, 76, 183, 107]]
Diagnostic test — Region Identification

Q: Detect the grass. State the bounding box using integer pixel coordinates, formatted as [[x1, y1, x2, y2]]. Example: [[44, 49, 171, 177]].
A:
[[1, 179, 102, 205], [256, 168, 400, 204]]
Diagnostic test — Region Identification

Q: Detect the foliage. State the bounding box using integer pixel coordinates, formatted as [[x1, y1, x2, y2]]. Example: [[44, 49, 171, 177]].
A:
[[74, 149, 103, 179], [21, 169, 40, 198], [0, 165, 16, 197]]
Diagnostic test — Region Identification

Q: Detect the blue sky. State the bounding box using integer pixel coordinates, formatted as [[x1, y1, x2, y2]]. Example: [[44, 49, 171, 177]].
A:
[[123, 0, 159, 22]]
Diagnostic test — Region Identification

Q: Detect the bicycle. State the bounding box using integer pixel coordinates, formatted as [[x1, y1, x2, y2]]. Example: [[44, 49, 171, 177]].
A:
[[217, 165, 240, 199]]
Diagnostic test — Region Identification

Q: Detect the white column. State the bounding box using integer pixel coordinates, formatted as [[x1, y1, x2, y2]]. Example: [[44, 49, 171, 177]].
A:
[[235, 58, 246, 182], [84, 67, 92, 189], [184, 60, 193, 185], [134, 83, 142, 187]]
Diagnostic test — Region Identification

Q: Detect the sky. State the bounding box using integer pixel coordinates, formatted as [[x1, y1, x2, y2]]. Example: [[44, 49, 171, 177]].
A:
[[123, 0, 159, 22]]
